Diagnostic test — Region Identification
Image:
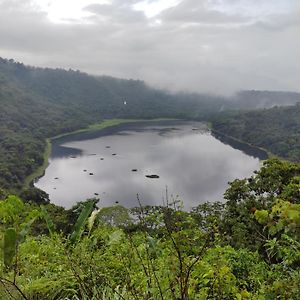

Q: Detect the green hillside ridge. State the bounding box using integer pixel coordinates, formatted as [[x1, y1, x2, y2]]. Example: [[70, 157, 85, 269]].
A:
[[0, 58, 224, 192], [212, 105, 300, 162], [0, 56, 300, 195], [0, 58, 300, 299]]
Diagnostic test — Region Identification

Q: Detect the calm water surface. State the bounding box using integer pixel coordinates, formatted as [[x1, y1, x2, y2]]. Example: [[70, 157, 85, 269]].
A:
[[35, 121, 265, 209]]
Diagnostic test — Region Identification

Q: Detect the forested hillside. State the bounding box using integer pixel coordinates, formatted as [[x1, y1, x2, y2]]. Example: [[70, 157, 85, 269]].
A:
[[230, 90, 300, 110], [0, 58, 225, 191], [1, 57, 300, 192], [0, 59, 300, 299], [212, 105, 300, 162]]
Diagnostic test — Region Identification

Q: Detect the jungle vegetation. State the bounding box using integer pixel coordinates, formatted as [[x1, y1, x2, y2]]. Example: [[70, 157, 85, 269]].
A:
[[1, 58, 300, 299], [212, 104, 300, 162], [0, 158, 299, 299]]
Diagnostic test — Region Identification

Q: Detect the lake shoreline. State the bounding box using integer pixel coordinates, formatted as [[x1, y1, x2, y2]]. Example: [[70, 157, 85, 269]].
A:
[[211, 129, 270, 161], [35, 121, 264, 208], [23, 118, 275, 189], [24, 118, 180, 189]]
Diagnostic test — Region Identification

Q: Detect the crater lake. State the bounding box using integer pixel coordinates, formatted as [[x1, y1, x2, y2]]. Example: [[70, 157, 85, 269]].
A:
[[35, 121, 267, 209]]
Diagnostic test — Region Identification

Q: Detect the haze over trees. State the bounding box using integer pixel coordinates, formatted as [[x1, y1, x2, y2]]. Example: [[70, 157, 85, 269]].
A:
[[0, 58, 221, 190], [212, 105, 300, 162], [0, 0, 299, 297], [0, 57, 299, 299], [229, 90, 300, 110], [1, 58, 300, 192]]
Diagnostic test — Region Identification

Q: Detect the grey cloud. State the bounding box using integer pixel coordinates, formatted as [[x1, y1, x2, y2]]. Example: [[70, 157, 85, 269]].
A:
[[0, 0, 299, 95], [84, 2, 146, 24], [160, 0, 248, 25]]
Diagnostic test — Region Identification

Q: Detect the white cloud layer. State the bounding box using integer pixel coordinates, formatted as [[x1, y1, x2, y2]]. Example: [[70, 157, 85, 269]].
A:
[[0, 0, 299, 94]]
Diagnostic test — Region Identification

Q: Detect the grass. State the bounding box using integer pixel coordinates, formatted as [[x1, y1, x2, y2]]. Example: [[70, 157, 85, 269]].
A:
[[51, 118, 178, 140], [51, 119, 146, 140], [23, 139, 52, 188]]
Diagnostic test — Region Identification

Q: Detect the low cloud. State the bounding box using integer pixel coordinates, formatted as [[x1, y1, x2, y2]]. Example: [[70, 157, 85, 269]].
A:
[[0, 0, 299, 95]]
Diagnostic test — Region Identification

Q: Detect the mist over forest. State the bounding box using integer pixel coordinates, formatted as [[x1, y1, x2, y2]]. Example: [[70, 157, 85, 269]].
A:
[[0, 0, 300, 299]]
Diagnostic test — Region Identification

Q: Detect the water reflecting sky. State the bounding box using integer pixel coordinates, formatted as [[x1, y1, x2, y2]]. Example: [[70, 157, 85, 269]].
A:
[[35, 122, 262, 209]]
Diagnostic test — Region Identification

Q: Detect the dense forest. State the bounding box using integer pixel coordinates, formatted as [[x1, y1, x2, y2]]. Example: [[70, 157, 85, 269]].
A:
[[1, 58, 300, 192], [229, 90, 300, 110], [0, 58, 300, 299], [212, 105, 300, 162], [0, 58, 224, 191], [0, 159, 299, 299]]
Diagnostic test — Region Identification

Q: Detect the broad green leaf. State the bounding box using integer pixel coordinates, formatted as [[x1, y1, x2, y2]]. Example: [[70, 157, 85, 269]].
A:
[[287, 209, 300, 221], [41, 205, 56, 236], [3, 228, 17, 269], [255, 210, 269, 224], [236, 293, 242, 300], [69, 200, 97, 244], [88, 208, 101, 234], [19, 216, 38, 243]]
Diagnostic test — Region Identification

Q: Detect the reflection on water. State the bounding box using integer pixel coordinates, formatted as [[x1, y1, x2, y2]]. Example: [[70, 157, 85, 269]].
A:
[[35, 121, 264, 209]]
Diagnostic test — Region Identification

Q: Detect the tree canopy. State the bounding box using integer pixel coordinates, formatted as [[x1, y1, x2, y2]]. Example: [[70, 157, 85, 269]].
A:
[[0, 158, 299, 299]]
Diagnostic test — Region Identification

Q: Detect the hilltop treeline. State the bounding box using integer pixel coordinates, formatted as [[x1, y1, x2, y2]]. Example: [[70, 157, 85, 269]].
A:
[[1, 58, 300, 299], [0, 58, 224, 191], [212, 105, 300, 162], [1, 57, 300, 191]]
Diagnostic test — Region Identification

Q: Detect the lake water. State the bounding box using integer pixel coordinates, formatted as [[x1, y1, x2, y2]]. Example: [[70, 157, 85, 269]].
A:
[[35, 121, 267, 209]]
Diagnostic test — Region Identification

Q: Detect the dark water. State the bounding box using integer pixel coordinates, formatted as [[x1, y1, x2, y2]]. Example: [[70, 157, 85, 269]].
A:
[[35, 121, 266, 209]]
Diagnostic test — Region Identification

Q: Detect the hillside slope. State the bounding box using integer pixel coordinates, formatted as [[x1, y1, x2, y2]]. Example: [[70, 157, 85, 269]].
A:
[[0, 58, 225, 191], [231, 90, 300, 110], [1, 57, 300, 191], [212, 105, 300, 162]]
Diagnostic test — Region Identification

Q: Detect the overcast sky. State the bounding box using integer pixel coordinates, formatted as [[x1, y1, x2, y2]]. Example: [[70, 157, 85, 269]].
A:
[[0, 0, 299, 94]]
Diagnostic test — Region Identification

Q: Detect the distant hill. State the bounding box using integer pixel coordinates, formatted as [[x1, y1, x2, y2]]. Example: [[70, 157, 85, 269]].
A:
[[0, 58, 225, 191], [1, 57, 299, 191], [230, 90, 300, 110], [212, 105, 300, 162], [0, 57, 228, 122]]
